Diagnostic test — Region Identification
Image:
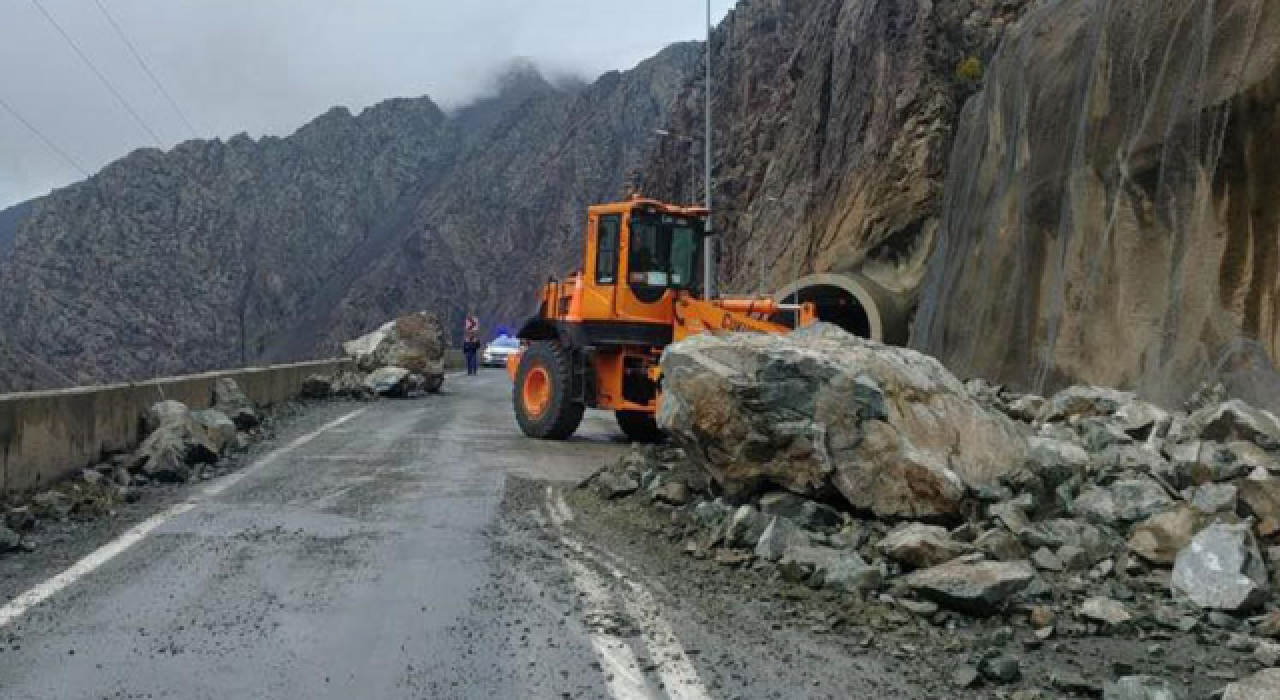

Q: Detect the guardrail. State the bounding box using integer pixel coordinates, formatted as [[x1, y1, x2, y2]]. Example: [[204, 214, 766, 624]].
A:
[[0, 359, 349, 496]]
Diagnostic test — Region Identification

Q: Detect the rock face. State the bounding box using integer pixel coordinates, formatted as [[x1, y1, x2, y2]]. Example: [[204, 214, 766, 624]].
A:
[[642, 0, 1028, 307], [658, 325, 1028, 519], [1171, 523, 1270, 612], [0, 48, 698, 392], [914, 0, 1280, 408]]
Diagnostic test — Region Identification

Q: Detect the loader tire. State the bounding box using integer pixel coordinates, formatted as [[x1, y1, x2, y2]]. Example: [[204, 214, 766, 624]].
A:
[[514, 341, 584, 440], [616, 410, 664, 444]]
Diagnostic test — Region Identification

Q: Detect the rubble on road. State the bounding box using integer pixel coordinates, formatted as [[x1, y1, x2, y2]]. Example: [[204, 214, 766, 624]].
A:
[[578, 324, 1280, 699], [0, 379, 306, 561]]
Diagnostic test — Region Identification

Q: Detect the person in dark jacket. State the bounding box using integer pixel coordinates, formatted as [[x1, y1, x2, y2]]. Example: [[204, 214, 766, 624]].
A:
[[463, 332, 480, 376]]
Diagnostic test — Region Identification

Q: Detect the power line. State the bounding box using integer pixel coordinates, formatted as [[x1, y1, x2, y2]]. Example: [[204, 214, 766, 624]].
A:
[[28, 0, 165, 147], [0, 95, 91, 177], [92, 0, 199, 139]]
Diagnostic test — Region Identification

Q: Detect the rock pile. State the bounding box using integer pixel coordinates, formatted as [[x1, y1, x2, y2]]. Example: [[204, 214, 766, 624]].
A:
[[0, 378, 293, 558], [589, 324, 1280, 692], [341, 311, 446, 397]]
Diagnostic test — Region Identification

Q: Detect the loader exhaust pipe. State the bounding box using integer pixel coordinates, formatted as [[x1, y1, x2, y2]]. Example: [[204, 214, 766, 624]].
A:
[[773, 272, 911, 345]]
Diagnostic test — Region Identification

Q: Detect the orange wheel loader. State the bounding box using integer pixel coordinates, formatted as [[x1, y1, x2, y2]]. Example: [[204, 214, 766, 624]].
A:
[[508, 197, 815, 442]]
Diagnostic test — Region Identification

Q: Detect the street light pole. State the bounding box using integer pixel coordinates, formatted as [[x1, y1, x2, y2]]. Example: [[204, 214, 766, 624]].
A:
[[703, 0, 715, 300]]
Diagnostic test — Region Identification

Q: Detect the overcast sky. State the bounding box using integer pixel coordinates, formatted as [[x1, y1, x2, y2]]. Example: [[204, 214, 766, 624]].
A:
[[0, 0, 734, 209]]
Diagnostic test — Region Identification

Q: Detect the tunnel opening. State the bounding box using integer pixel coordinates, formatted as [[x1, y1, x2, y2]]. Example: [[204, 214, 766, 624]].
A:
[[781, 284, 872, 338], [773, 273, 910, 345]]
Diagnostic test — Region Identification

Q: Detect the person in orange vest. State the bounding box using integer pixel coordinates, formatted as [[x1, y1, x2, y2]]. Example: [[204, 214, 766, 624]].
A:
[[463, 315, 480, 375]]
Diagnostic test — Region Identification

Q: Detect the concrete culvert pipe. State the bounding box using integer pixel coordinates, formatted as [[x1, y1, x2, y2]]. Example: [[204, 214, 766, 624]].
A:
[[773, 273, 912, 346]]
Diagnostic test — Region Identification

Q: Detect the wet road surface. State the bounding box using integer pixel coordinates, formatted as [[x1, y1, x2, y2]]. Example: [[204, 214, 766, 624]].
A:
[[0, 372, 631, 699]]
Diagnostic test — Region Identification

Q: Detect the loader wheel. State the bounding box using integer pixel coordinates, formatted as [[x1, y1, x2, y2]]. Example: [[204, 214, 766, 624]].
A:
[[514, 341, 584, 440], [616, 410, 664, 444]]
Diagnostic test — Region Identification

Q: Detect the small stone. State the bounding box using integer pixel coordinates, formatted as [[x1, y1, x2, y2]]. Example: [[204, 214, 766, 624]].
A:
[[904, 559, 1036, 616], [653, 480, 690, 506], [1103, 675, 1184, 700], [1188, 482, 1238, 514], [0, 526, 21, 553], [1223, 669, 1280, 700], [4, 507, 35, 532], [975, 528, 1027, 561], [1256, 610, 1280, 638], [1254, 640, 1280, 666], [899, 599, 938, 616], [1227, 633, 1258, 652], [1029, 605, 1055, 629], [1032, 547, 1064, 571], [1080, 597, 1132, 626], [1058, 545, 1090, 571], [951, 665, 981, 688], [978, 655, 1020, 684], [754, 517, 810, 562], [879, 523, 973, 570], [594, 470, 638, 500]]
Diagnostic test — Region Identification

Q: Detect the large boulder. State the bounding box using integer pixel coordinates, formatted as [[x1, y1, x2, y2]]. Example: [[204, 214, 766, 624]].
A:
[[1223, 669, 1280, 700], [658, 325, 1029, 519], [190, 409, 237, 455], [213, 378, 258, 430], [131, 416, 218, 482], [344, 312, 446, 379], [1171, 522, 1269, 612], [904, 558, 1035, 615]]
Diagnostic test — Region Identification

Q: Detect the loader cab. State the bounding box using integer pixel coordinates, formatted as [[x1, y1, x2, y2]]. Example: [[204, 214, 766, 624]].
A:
[[583, 199, 704, 328]]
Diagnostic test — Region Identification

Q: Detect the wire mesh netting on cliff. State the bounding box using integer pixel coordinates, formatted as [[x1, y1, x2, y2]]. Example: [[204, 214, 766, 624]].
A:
[[913, 0, 1280, 411]]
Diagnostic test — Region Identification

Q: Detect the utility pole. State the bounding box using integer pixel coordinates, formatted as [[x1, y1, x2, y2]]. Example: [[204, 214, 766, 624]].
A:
[[703, 0, 715, 300]]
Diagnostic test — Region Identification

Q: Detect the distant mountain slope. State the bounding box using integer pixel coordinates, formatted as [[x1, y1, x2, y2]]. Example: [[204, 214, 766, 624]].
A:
[[0, 200, 33, 263], [0, 44, 698, 392]]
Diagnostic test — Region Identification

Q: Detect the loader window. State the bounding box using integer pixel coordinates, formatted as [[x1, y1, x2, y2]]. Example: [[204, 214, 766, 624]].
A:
[[595, 215, 620, 284], [628, 214, 702, 302], [669, 224, 698, 289]]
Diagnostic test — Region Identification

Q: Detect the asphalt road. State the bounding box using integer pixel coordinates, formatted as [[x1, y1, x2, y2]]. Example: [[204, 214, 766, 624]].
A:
[[0, 371, 633, 700]]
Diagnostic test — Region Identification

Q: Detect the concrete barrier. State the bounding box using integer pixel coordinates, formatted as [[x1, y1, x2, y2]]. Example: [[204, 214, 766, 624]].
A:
[[0, 359, 349, 496]]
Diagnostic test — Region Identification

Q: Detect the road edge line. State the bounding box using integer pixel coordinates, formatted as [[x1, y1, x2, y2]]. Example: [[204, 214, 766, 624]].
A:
[[0, 407, 368, 629]]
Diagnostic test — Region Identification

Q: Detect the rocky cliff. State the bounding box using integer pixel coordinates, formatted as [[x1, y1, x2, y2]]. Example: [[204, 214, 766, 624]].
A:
[[643, 0, 1279, 410], [642, 0, 1028, 299], [0, 45, 698, 392], [913, 0, 1280, 409]]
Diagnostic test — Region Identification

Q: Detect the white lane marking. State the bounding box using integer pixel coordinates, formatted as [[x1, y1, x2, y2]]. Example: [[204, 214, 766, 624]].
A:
[[545, 488, 711, 700], [0, 502, 195, 627], [202, 408, 367, 497], [0, 407, 368, 629]]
